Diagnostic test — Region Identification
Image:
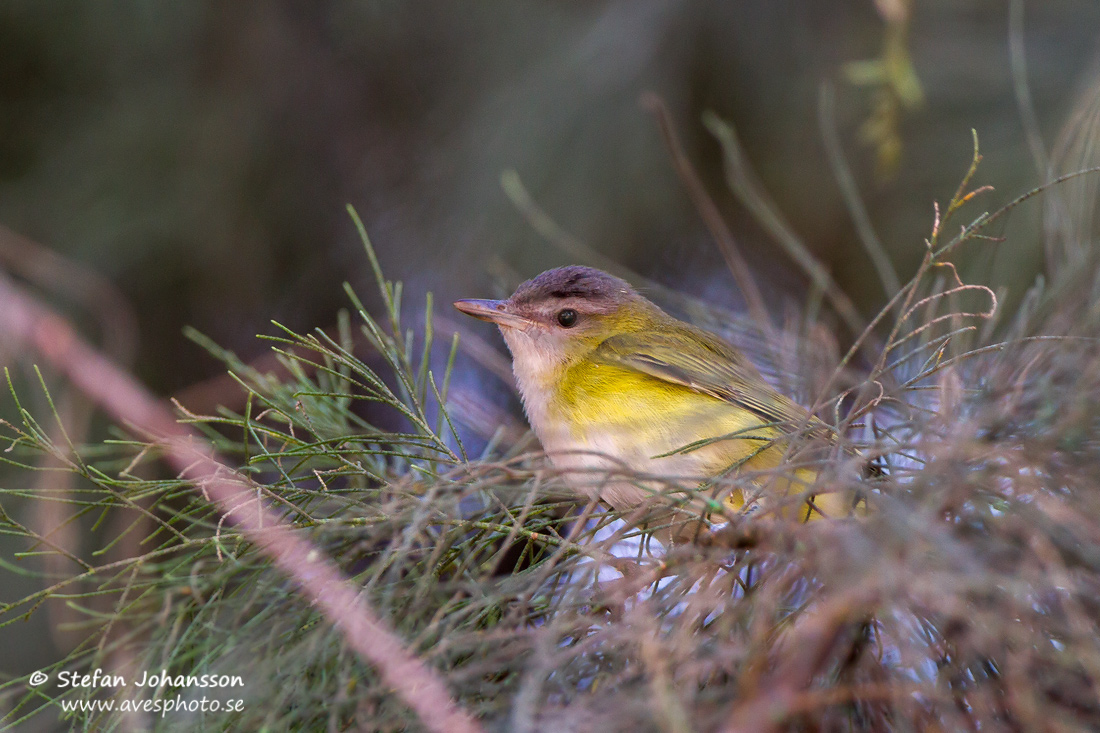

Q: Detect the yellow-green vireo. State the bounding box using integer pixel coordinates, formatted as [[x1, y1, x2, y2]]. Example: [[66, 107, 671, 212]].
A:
[[455, 266, 864, 533]]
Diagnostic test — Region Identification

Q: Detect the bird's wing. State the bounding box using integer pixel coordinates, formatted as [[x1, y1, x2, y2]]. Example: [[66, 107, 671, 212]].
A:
[[590, 328, 831, 437]]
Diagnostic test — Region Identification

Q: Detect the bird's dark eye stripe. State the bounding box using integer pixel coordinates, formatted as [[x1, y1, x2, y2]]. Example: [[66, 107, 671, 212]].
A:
[[549, 288, 586, 299], [556, 309, 578, 327]]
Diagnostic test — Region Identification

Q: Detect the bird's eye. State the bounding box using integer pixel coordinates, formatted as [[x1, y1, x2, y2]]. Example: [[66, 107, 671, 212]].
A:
[[556, 309, 578, 328]]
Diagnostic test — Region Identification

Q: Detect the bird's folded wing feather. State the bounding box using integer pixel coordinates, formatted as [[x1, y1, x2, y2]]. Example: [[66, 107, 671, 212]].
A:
[[591, 329, 834, 441]]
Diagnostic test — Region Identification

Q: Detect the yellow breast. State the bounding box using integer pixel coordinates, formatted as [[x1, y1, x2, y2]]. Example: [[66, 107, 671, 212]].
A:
[[556, 361, 768, 462], [540, 359, 855, 522]]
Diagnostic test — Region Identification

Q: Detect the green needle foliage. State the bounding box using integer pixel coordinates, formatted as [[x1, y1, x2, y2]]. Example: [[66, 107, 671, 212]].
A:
[[4, 148, 1100, 732]]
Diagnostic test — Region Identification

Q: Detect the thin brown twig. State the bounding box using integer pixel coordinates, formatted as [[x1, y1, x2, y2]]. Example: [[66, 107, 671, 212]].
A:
[[0, 270, 483, 733], [702, 111, 866, 337], [936, 165, 1100, 258], [640, 92, 772, 331]]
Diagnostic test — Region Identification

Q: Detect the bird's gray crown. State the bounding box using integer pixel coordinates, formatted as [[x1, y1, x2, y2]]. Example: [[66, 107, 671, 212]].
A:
[[511, 266, 634, 305]]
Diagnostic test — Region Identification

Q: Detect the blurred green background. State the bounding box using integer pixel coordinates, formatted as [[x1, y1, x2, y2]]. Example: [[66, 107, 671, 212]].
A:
[[2, 0, 1099, 705], [3, 1, 1098, 391]]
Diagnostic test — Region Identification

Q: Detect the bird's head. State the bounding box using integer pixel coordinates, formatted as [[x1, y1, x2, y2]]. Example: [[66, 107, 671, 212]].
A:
[[454, 266, 656, 376]]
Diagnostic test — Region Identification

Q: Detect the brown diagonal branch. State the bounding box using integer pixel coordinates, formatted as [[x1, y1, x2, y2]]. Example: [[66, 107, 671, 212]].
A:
[[641, 92, 773, 332], [0, 270, 483, 733]]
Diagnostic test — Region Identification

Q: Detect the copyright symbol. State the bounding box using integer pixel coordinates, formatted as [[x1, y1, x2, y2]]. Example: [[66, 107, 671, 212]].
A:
[[28, 670, 48, 686]]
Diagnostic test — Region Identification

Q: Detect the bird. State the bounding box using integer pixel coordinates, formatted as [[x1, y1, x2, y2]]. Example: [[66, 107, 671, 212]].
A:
[[454, 266, 865, 538]]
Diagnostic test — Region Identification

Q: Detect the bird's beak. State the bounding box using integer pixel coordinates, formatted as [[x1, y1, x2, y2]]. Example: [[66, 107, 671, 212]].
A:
[[453, 299, 534, 330]]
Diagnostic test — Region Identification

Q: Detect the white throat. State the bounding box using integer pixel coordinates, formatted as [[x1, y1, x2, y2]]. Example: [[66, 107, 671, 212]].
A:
[[500, 327, 566, 443]]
